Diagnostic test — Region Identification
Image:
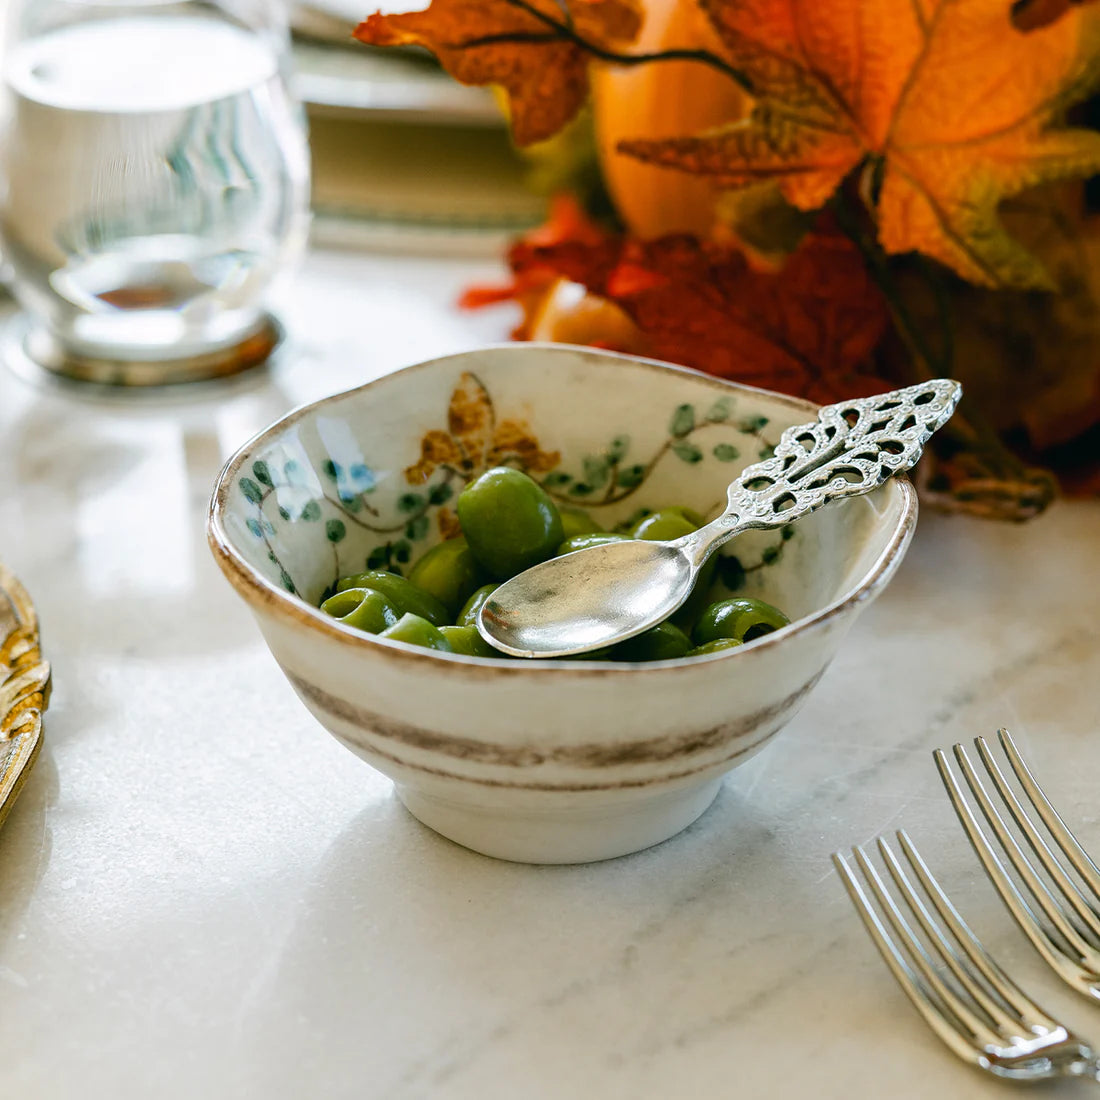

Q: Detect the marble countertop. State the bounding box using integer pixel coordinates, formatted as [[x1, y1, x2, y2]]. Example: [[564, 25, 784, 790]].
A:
[[3, 246, 1100, 1099]]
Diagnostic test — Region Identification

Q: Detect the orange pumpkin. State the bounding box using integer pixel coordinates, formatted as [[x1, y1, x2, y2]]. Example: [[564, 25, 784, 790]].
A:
[[525, 277, 649, 352], [591, 0, 748, 239]]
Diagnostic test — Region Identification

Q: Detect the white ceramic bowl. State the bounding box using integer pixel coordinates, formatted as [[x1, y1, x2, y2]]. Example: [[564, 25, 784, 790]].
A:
[[208, 345, 917, 863]]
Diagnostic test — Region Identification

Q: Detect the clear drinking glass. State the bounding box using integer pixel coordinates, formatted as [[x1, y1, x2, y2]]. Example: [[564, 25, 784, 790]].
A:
[[0, 0, 311, 384]]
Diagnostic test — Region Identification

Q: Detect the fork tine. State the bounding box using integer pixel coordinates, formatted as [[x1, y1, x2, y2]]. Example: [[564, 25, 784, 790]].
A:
[[972, 734, 1100, 940], [837, 834, 1099, 1083], [998, 728, 1100, 896], [876, 835, 1030, 1036], [848, 841, 1005, 1048], [892, 829, 1058, 1034], [832, 848, 990, 1065], [935, 747, 1094, 979], [951, 743, 1099, 959]]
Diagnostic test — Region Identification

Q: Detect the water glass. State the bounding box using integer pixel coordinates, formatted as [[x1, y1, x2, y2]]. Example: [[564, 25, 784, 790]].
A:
[[0, 0, 311, 384]]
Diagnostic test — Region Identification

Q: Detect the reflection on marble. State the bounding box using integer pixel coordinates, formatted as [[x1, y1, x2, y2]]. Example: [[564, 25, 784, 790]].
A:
[[2, 247, 1100, 1099]]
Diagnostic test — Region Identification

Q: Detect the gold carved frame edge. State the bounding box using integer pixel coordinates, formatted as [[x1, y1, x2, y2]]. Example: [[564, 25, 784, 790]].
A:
[[0, 561, 50, 829]]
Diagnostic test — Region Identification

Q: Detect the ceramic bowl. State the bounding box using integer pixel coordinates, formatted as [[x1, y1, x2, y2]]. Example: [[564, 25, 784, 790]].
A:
[[207, 344, 917, 864]]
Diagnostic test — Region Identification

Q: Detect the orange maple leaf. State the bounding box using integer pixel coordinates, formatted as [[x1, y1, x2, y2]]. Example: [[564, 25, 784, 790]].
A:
[[355, 0, 642, 145], [619, 0, 1100, 289]]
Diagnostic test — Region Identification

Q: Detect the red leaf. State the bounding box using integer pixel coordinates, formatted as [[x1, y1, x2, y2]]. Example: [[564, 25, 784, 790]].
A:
[[495, 210, 890, 403]]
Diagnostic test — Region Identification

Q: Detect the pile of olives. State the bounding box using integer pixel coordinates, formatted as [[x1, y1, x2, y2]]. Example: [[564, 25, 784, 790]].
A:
[[319, 466, 790, 662]]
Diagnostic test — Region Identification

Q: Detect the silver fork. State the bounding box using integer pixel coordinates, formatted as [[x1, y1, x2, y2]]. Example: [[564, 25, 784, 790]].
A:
[[935, 728, 1100, 1002], [834, 831, 1100, 1082]]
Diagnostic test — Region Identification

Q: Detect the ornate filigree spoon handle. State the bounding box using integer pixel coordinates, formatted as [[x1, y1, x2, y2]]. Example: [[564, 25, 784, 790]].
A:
[[683, 378, 962, 563]]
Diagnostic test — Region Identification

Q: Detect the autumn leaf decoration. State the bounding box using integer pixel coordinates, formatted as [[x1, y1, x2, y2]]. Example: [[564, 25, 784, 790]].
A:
[[489, 197, 890, 404], [621, 0, 1100, 290], [355, 0, 644, 144], [358, 0, 1100, 515], [360, 0, 1100, 288]]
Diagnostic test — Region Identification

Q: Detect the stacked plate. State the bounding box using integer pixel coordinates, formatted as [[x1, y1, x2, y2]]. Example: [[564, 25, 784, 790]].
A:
[[292, 2, 547, 254]]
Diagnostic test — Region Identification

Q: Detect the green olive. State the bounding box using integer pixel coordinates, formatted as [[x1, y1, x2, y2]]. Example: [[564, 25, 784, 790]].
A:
[[558, 506, 603, 540], [456, 466, 565, 580], [627, 510, 717, 634], [555, 532, 630, 556], [379, 612, 453, 651], [334, 569, 449, 626], [408, 537, 483, 617], [613, 507, 653, 534], [609, 621, 691, 662], [438, 624, 500, 658], [561, 646, 614, 661], [693, 597, 791, 646], [457, 583, 499, 628], [687, 638, 743, 657], [666, 504, 707, 527], [631, 508, 698, 542], [670, 556, 718, 634], [319, 588, 401, 634]]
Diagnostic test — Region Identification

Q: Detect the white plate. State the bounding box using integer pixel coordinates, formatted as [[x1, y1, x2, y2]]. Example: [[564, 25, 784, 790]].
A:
[[292, 17, 501, 125], [307, 112, 546, 253], [290, 5, 537, 252]]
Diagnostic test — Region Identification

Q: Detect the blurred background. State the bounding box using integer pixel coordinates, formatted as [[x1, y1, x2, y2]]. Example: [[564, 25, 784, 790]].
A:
[[287, 0, 549, 256], [0, 0, 547, 268]]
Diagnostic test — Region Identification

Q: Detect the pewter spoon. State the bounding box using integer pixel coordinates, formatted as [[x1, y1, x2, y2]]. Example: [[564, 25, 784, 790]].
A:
[[477, 378, 962, 658]]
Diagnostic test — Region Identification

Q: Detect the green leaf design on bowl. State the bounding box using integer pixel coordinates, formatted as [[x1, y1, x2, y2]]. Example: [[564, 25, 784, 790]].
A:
[[239, 373, 796, 598]]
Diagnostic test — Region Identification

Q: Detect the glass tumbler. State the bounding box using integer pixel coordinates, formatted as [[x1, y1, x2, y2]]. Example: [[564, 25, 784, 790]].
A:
[[0, 0, 311, 384]]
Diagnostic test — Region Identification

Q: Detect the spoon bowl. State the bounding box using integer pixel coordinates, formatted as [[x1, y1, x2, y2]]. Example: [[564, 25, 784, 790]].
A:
[[480, 539, 696, 657]]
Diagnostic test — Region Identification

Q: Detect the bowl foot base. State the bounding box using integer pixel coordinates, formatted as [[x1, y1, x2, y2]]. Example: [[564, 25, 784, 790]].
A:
[[395, 777, 723, 864]]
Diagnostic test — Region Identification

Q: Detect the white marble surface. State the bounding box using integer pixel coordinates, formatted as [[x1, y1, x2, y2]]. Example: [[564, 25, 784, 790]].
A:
[[3, 247, 1100, 1098]]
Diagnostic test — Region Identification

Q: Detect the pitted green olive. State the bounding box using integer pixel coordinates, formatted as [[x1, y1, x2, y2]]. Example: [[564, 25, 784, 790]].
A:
[[631, 509, 699, 542], [379, 612, 453, 651], [457, 583, 500, 628], [456, 467, 564, 580], [555, 532, 630, 556], [626, 509, 717, 633], [693, 597, 791, 646], [439, 625, 501, 658], [558, 506, 603, 541], [666, 505, 707, 527], [319, 587, 401, 634], [335, 569, 450, 626], [687, 638, 743, 657], [610, 621, 691, 662], [408, 536, 483, 617]]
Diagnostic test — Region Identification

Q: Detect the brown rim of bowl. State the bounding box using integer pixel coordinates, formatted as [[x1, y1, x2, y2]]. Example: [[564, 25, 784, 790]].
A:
[[207, 344, 919, 677]]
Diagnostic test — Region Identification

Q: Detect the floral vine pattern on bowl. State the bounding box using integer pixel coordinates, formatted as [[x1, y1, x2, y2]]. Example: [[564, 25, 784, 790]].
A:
[[237, 371, 795, 598]]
